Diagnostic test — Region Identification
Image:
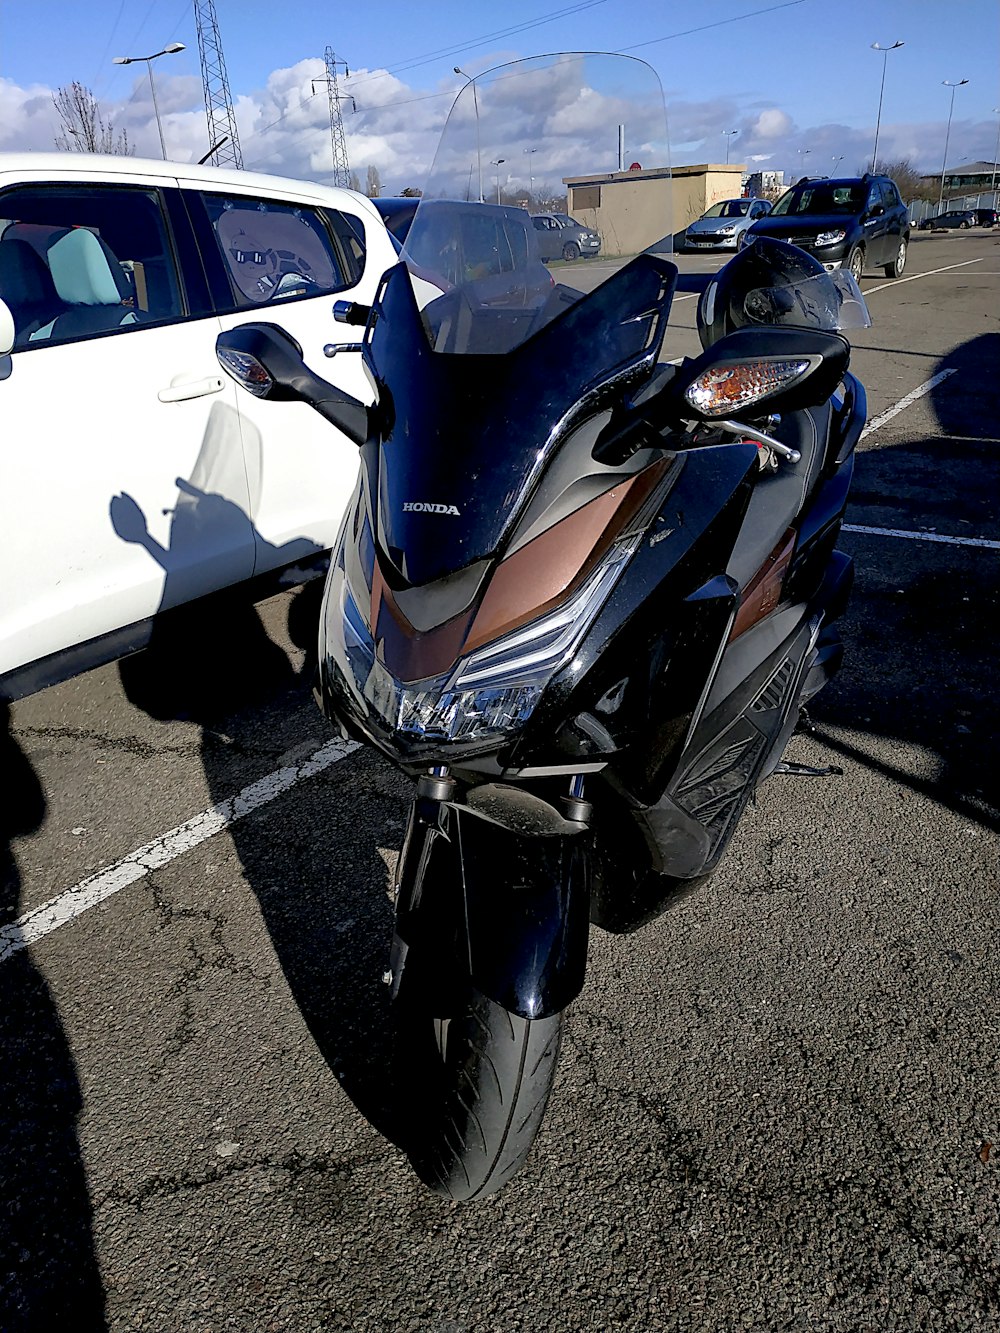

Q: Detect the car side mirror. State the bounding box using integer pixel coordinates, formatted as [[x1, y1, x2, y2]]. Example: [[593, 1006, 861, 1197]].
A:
[[652, 325, 851, 425], [0, 298, 14, 357], [216, 323, 369, 446]]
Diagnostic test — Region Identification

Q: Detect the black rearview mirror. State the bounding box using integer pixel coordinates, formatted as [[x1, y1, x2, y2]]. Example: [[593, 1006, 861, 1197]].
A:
[[216, 323, 369, 446]]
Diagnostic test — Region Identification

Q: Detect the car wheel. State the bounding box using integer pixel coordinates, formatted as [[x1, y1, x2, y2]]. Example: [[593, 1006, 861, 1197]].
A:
[[959, 220, 969, 229], [562, 242, 580, 261], [883, 238, 907, 279], [847, 246, 864, 283]]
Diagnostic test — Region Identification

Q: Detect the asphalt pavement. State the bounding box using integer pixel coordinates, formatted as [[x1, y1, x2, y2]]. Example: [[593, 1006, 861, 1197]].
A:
[[2, 228, 999, 1332]]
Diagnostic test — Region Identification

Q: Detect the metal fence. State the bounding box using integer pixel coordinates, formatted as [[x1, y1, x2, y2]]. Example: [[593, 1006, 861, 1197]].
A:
[[908, 191, 999, 224]]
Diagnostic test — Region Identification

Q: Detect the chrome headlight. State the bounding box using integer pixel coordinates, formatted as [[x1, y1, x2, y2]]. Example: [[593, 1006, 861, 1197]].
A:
[[325, 531, 643, 750], [815, 229, 847, 247]]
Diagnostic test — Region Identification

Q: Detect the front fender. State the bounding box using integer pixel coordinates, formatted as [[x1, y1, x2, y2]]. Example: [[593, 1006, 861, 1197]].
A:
[[392, 784, 590, 1020]]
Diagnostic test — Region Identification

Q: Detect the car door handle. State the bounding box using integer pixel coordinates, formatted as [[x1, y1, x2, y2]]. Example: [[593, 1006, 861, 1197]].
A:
[[158, 376, 226, 403]]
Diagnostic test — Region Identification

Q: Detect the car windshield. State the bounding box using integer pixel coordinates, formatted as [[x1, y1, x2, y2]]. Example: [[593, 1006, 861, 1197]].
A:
[[702, 200, 750, 219], [771, 182, 866, 216]]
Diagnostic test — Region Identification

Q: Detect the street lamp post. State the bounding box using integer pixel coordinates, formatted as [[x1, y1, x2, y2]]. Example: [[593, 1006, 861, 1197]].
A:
[[938, 78, 970, 214], [491, 159, 506, 205], [870, 40, 904, 173], [831, 154, 845, 173], [454, 66, 483, 202], [721, 129, 738, 164], [524, 147, 538, 201], [112, 42, 185, 160], [796, 148, 811, 178]]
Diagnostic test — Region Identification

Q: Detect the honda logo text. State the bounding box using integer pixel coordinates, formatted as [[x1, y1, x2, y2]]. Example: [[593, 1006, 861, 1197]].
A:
[[402, 502, 461, 515]]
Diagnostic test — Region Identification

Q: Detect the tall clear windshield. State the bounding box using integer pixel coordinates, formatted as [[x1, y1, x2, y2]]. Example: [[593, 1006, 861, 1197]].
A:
[[400, 52, 671, 355]]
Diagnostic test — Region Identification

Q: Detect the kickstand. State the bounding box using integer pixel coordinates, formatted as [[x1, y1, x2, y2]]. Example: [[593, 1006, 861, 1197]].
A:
[[774, 760, 844, 778], [795, 707, 818, 736]]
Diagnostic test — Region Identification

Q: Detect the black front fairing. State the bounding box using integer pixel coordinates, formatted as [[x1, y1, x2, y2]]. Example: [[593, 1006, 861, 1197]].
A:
[[361, 255, 676, 587]]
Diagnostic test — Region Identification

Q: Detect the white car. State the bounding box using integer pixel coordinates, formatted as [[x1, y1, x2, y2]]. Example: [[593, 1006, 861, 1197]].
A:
[[0, 152, 399, 700]]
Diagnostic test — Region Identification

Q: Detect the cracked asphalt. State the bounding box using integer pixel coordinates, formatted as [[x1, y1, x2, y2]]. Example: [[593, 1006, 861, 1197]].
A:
[[2, 230, 999, 1332]]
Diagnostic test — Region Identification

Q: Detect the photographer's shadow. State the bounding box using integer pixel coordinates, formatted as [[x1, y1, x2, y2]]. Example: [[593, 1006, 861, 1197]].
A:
[[1, 706, 107, 1330]]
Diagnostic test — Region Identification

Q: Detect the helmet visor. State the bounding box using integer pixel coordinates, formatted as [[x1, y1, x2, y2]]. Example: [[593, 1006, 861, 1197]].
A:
[[744, 270, 872, 332]]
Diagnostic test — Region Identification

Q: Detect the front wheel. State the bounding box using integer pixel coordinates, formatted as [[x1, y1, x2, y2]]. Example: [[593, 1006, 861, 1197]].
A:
[[395, 983, 563, 1200], [562, 241, 580, 261], [846, 246, 864, 283], [959, 220, 969, 229], [884, 237, 907, 278]]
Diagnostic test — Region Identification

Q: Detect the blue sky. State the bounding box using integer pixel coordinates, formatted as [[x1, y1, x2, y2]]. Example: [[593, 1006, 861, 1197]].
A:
[[1, 0, 998, 191]]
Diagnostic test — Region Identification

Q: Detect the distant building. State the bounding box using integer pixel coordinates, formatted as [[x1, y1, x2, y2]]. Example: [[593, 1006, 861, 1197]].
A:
[[919, 161, 999, 199], [563, 163, 745, 256], [742, 170, 785, 198]]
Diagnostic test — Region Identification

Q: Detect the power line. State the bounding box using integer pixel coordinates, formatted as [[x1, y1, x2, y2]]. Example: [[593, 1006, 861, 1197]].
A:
[[616, 0, 809, 53]]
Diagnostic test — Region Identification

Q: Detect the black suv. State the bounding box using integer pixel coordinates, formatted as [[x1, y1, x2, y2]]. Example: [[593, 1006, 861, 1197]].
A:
[[739, 173, 910, 281]]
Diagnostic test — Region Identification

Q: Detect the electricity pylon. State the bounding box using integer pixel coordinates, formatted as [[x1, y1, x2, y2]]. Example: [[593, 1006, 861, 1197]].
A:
[[194, 0, 243, 169]]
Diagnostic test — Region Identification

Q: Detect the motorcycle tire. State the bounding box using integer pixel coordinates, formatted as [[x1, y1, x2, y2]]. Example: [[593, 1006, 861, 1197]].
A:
[[394, 982, 562, 1201]]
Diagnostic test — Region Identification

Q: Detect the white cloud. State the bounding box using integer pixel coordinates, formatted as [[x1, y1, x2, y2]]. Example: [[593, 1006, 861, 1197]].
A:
[[751, 108, 793, 140]]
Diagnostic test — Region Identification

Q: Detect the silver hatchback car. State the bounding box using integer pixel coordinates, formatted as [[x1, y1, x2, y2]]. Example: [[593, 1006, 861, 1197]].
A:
[[684, 197, 772, 251]]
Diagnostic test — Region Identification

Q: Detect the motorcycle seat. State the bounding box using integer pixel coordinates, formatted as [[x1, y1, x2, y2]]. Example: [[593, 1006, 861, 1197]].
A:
[[725, 401, 831, 591]]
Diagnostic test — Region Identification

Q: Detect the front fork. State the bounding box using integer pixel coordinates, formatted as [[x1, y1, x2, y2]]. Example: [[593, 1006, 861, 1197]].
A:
[[388, 770, 593, 1021]]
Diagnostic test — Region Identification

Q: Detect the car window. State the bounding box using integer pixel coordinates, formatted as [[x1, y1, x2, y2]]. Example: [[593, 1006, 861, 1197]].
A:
[[702, 201, 747, 219], [772, 183, 868, 217], [0, 184, 182, 350], [459, 212, 523, 277], [882, 182, 901, 207], [198, 192, 356, 310]]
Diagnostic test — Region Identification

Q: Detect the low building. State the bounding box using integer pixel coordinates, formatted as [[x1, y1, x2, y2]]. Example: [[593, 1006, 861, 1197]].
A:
[[919, 160, 999, 200], [563, 163, 745, 257]]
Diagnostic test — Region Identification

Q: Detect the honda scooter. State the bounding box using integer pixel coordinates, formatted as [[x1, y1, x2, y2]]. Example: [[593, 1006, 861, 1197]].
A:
[[214, 52, 869, 1200]]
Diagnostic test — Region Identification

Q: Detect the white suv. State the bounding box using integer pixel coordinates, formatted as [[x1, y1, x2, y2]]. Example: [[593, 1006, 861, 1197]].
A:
[[0, 152, 399, 700]]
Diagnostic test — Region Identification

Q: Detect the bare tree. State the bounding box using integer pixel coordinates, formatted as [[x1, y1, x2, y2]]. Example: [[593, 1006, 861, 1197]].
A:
[[53, 82, 132, 155], [348, 170, 362, 193], [365, 164, 381, 198], [400, 186, 422, 198], [873, 158, 923, 200]]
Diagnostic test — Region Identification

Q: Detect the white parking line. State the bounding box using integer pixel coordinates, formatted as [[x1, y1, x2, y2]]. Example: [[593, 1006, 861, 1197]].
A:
[[842, 524, 1000, 551], [861, 257, 983, 296], [0, 736, 359, 964], [861, 368, 957, 438]]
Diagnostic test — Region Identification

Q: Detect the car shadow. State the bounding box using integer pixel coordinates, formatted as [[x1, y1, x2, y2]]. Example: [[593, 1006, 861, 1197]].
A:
[[115, 485, 407, 1147], [0, 705, 108, 1331], [807, 330, 1000, 832]]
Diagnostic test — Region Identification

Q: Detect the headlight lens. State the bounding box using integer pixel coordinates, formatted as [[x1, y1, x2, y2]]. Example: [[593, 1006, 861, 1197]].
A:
[[815, 229, 847, 247], [718, 224, 738, 235], [325, 531, 642, 749]]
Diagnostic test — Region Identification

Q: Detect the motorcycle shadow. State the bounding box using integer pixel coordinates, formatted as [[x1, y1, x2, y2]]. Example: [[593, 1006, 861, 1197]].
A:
[[118, 583, 411, 1145]]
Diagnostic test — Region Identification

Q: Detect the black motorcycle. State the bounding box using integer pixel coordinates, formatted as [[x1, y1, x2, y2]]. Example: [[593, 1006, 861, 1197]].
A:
[[214, 53, 870, 1200]]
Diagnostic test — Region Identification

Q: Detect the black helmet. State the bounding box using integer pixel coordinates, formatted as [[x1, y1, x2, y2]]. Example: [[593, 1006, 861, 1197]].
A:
[[696, 236, 870, 350]]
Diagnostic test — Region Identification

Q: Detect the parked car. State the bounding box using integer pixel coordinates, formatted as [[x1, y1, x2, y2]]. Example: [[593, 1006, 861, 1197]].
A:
[[0, 151, 400, 701], [403, 200, 553, 311], [918, 209, 978, 231], [530, 212, 600, 261], [739, 173, 910, 281], [972, 207, 999, 227], [371, 195, 419, 245], [683, 197, 772, 251]]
